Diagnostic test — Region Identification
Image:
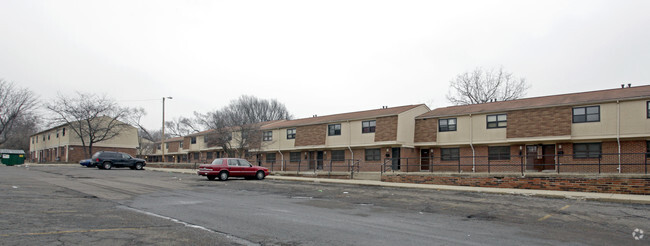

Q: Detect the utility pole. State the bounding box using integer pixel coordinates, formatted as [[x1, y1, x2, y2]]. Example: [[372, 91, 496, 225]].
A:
[[161, 96, 172, 162]]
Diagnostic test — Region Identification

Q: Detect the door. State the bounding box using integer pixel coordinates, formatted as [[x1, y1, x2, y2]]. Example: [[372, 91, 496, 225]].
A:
[[226, 159, 244, 177], [391, 148, 401, 170], [307, 151, 316, 170], [316, 151, 324, 170], [420, 149, 430, 171], [526, 145, 555, 171], [541, 145, 556, 170]]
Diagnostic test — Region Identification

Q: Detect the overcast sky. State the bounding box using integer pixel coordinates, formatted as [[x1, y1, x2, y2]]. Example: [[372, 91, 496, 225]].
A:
[[1, 0, 649, 130]]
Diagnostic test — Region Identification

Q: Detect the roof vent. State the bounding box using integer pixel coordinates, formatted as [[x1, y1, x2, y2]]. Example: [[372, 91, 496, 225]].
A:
[[621, 84, 625, 88], [628, 83, 632, 88], [313, 115, 317, 117]]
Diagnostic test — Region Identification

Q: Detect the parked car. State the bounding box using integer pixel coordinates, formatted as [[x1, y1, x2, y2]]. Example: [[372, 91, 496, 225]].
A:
[[197, 158, 269, 181], [91, 151, 146, 170], [79, 159, 95, 167]]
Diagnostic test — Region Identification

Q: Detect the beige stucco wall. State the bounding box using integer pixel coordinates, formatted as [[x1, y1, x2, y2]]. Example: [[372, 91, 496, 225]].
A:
[[470, 114, 508, 143], [396, 105, 430, 145], [571, 100, 650, 140], [619, 100, 650, 136], [67, 125, 139, 148], [436, 115, 471, 145]]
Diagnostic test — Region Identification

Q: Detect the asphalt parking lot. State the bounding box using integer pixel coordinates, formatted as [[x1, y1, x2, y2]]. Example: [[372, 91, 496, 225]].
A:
[[1, 164, 648, 245]]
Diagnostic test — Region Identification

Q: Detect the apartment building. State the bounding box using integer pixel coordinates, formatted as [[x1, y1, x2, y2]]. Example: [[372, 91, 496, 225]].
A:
[[147, 136, 187, 163], [29, 117, 139, 163], [254, 104, 430, 171], [413, 85, 650, 173]]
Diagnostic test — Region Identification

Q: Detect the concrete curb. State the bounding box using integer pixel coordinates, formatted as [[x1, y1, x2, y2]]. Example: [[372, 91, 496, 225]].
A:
[[144, 168, 650, 205]]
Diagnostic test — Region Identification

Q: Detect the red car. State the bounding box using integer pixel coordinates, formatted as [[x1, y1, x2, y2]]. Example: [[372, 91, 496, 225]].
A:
[[197, 158, 269, 181]]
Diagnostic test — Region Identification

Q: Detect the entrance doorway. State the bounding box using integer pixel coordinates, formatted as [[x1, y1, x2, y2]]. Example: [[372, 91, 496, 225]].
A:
[[420, 149, 430, 171], [391, 148, 401, 170], [526, 145, 555, 171]]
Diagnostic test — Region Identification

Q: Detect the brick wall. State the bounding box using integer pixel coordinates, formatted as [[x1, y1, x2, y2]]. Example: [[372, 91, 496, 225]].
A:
[[382, 173, 650, 195], [168, 141, 180, 152], [414, 119, 436, 143], [375, 116, 398, 142], [507, 106, 571, 138], [295, 124, 326, 146], [182, 137, 190, 150]]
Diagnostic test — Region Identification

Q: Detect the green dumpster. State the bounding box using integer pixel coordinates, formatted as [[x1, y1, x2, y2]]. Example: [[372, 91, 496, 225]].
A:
[[0, 149, 26, 166]]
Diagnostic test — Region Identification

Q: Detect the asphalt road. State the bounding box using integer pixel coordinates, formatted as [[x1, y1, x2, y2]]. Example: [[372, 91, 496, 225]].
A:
[[1, 165, 648, 245]]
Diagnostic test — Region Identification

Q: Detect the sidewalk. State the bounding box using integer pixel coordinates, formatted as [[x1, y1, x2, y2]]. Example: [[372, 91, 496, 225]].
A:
[[146, 168, 650, 205]]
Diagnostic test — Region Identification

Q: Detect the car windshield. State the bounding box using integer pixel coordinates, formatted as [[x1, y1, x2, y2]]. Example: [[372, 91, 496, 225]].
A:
[[91, 152, 101, 159], [211, 159, 223, 165]]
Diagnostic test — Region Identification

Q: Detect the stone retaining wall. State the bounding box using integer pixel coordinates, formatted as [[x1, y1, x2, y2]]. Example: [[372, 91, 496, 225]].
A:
[[382, 173, 650, 195]]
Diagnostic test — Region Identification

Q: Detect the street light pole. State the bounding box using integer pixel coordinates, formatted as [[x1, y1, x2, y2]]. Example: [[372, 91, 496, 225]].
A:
[[162, 96, 172, 163]]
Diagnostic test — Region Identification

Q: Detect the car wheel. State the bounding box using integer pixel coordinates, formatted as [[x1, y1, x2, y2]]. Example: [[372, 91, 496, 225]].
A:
[[207, 175, 216, 181], [218, 171, 229, 181], [103, 162, 112, 170], [134, 163, 143, 170], [255, 171, 265, 180]]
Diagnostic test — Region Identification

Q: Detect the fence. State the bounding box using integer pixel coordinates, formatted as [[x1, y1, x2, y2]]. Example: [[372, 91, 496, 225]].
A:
[[382, 152, 649, 175], [260, 159, 361, 177]]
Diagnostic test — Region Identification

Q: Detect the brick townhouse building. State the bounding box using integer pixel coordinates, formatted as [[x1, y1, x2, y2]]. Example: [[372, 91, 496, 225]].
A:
[[412, 85, 650, 173], [29, 117, 139, 163], [254, 104, 430, 172], [147, 136, 186, 163]]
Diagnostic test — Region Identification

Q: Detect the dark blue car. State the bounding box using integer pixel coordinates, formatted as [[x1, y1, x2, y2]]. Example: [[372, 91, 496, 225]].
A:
[[79, 159, 94, 167]]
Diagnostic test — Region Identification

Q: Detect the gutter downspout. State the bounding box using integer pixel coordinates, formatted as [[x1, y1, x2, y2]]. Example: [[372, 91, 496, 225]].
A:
[[278, 150, 284, 171], [617, 100, 621, 173], [277, 128, 284, 171], [347, 120, 354, 170], [469, 114, 475, 172]]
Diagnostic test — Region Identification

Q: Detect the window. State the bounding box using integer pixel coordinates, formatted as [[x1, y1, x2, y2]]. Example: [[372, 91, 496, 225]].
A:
[[287, 128, 296, 139], [62, 128, 65, 136], [488, 146, 510, 160], [574, 143, 601, 158], [48, 134, 50, 140], [439, 118, 457, 132], [180, 142, 183, 148], [648, 101, 650, 118], [206, 152, 213, 160], [487, 114, 507, 128], [365, 149, 381, 161], [290, 152, 301, 162], [647, 141, 650, 158], [328, 124, 341, 136], [32, 137, 34, 144], [263, 131, 273, 141], [331, 150, 345, 161], [190, 137, 197, 144], [362, 120, 376, 133], [193, 152, 199, 160], [165, 143, 169, 149], [573, 106, 600, 123], [56, 132, 59, 138], [42, 135, 45, 141], [227, 159, 239, 166], [157, 144, 161, 150], [204, 136, 208, 143], [266, 153, 276, 163], [441, 148, 460, 161]]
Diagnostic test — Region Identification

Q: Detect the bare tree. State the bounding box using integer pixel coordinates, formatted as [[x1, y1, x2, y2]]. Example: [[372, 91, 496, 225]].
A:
[[196, 95, 292, 158], [45, 92, 135, 159], [123, 107, 161, 157], [0, 112, 40, 154], [165, 116, 201, 137], [446, 67, 530, 105], [0, 79, 38, 145]]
